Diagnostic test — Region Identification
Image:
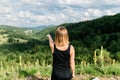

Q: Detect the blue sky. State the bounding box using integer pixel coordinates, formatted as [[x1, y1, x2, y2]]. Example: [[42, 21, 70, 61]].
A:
[[0, 0, 120, 27]]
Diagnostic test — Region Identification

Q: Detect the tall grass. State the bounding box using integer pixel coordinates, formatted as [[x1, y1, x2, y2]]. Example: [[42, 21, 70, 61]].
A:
[[0, 47, 120, 79], [0, 55, 52, 80], [76, 46, 120, 76]]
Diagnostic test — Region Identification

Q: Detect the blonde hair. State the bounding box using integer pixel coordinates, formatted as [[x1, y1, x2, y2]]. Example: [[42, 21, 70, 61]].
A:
[[55, 26, 69, 46]]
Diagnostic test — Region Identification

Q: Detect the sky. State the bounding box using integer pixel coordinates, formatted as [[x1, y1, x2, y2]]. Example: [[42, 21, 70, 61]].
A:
[[0, 0, 120, 27]]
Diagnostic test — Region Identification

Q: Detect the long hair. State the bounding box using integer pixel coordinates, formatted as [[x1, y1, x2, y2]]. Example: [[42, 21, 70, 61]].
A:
[[55, 26, 69, 46]]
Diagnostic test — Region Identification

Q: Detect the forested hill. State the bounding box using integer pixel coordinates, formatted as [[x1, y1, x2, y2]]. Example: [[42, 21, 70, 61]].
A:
[[63, 13, 120, 53], [65, 13, 120, 40], [0, 13, 120, 63], [37, 13, 120, 54]]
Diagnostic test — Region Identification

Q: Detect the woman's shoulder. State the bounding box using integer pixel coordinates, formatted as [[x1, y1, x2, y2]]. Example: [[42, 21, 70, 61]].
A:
[[70, 44, 75, 54], [70, 44, 74, 49]]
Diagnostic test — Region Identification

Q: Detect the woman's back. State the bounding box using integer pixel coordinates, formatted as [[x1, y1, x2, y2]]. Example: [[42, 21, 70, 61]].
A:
[[52, 44, 72, 80], [53, 44, 71, 71]]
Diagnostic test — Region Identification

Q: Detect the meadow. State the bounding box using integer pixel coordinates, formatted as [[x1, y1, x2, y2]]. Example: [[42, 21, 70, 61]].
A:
[[0, 47, 120, 80]]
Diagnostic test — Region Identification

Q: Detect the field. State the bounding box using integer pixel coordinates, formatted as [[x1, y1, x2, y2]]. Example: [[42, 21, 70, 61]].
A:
[[0, 29, 28, 44], [0, 56, 51, 80], [0, 54, 120, 80], [0, 29, 8, 44]]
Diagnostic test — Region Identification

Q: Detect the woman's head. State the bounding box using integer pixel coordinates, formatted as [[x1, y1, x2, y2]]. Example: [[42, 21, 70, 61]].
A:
[[55, 26, 69, 46]]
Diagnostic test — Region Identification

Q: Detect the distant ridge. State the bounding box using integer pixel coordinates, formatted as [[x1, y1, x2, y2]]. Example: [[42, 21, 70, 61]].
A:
[[0, 25, 25, 31]]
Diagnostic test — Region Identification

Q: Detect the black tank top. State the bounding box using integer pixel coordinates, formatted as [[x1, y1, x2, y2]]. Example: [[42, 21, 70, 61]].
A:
[[53, 44, 71, 71]]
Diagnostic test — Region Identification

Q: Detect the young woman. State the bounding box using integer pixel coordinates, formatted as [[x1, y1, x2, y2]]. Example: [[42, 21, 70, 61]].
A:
[[47, 26, 75, 80]]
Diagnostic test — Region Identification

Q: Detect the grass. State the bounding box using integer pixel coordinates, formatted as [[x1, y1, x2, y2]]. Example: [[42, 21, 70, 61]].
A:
[[0, 46, 120, 79], [0, 34, 8, 44], [0, 58, 52, 80], [0, 55, 120, 80]]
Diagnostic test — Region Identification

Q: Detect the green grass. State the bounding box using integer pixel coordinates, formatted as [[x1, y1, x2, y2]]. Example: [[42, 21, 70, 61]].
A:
[[0, 55, 120, 80], [0, 58, 52, 80]]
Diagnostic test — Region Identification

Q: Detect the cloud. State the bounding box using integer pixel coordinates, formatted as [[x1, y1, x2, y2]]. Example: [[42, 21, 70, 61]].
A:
[[0, 6, 10, 14], [0, 0, 120, 27], [59, 0, 94, 7]]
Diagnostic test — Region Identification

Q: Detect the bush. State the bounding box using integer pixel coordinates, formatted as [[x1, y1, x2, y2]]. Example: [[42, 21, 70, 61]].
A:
[[114, 52, 120, 62]]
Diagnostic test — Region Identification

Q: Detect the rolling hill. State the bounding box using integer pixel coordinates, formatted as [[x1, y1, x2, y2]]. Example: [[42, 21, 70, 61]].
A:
[[36, 13, 120, 54], [0, 25, 51, 53], [0, 25, 31, 44], [0, 13, 120, 62]]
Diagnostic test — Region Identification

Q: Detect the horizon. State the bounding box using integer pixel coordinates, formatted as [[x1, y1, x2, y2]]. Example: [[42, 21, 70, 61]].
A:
[[0, 0, 120, 27]]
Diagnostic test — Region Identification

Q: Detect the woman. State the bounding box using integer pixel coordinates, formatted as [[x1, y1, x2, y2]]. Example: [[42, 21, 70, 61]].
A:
[[47, 26, 75, 80]]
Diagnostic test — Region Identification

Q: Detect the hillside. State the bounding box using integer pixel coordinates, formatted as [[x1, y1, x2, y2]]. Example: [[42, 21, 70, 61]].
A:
[[36, 13, 120, 62], [64, 13, 120, 53], [28, 25, 54, 32], [0, 25, 41, 39], [0, 13, 120, 63], [35, 26, 56, 40], [0, 25, 27, 32], [0, 25, 36, 53]]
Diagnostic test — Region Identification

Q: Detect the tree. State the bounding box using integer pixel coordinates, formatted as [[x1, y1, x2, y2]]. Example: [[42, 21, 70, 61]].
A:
[[7, 37, 14, 43]]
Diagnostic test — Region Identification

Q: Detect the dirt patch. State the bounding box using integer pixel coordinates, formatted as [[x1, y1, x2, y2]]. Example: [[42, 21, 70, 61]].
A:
[[26, 75, 120, 80], [74, 75, 120, 80]]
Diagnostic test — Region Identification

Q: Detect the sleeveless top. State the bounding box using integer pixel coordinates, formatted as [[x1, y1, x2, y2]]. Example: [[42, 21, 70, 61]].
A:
[[52, 44, 71, 71]]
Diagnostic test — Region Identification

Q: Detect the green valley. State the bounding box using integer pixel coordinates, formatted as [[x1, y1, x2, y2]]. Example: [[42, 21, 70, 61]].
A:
[[0, 13, 120, 79]]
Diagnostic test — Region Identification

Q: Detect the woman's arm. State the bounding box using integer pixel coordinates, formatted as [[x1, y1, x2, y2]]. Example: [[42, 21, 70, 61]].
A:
[[70, 45, 75, 78], [47, 34, 54, 53]]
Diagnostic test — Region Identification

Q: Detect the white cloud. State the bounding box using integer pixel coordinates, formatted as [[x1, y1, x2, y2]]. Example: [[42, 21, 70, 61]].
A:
[[0, 6, 11, 14], [0, 0, 120, 27], [88, 9, 102, 17], [21, 0, 41, 6], [104, 0, 120, 5], [105, 10, 114, 15], [18, 11, 32, 18], [59, 0, 94, 6]]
